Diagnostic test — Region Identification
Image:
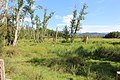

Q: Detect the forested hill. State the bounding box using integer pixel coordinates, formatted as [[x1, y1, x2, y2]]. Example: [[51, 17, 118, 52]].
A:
[[78, 32, 107, 37]]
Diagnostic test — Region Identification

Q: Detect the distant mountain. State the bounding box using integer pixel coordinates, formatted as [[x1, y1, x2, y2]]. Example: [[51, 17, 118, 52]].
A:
[[78, 32, 107, 37]]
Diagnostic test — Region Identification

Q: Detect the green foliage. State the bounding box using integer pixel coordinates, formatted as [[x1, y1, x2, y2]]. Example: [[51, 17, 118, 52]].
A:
[[19, 27, 25, 39], [35, 15, 41, 29], [18, 0, 23, 9], [104, 31, 120, 38], [0, 22, 6, 53], [69, 4, 88, 43], [62, 25, 69, 42], [47, 29, 55, 37], [5, 18, 15, 45], [26, 0, 34, 6], [25, 26, 33, 39], [18, 26, 61, 42], [0, 36, 3, 54], [42, 9, 55, 40]]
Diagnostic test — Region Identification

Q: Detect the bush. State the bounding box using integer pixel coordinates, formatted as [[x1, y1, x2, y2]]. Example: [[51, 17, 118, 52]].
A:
[[104, 31, 120, 38], [94, 45, 120, 61]]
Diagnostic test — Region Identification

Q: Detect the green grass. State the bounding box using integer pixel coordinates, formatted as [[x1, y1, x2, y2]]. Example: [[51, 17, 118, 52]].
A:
[[2, 38, 120, 80]]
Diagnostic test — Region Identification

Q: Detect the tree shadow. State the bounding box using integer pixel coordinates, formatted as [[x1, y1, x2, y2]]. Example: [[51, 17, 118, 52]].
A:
[[74, 46, 119, 79], [74, 46, 92, 58], [90, 62, 120, 79], [111, 42, 120, 45], [27, 46, 120, 79], [28, 56, 88, 76], [28, 57, 63, 67]]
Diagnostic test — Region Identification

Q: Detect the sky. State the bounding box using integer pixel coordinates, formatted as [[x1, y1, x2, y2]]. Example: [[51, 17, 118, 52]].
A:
[[27, 0, 120, 33]]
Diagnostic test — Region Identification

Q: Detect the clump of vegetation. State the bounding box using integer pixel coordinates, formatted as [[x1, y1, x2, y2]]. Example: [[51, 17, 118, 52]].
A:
[[64, 4, 88, 43], [62, 25, 69, 42], [29, 56, 88, 76], [0, 23, 6, 55], [5, 47, 20, 57], [94, 45, 120, 61], [104, 31, 120, 38]]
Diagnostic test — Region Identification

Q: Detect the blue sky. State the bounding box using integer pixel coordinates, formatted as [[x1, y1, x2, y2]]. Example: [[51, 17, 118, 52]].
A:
[[27, 0, 120, 33]]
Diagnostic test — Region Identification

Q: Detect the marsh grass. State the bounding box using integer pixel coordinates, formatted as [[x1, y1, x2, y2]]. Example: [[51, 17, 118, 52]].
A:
[[2, 38, 120, 80]]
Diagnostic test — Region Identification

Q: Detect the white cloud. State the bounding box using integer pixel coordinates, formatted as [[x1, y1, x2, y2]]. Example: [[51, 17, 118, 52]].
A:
[[57, 24, 66, 27], [80, 25, 120, 33], [55, 15, 62, 19], [56, 14, 73, 27], [62, 15, 73, 24], [56, 25, 120, 33], [55, 15, 120, 33], [97, 0, 105, 4], [32, 5, 36, 9], [24, 17, 31, 23]]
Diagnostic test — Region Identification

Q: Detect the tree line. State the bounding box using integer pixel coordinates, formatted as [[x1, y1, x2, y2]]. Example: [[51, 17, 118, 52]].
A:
[[0, 0, 88, 47], [104, 31, 120, 38]]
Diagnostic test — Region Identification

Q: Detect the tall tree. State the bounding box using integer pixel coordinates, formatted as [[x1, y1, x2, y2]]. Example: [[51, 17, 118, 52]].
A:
[[13, 0, 23, 46], [24, 0, 35, 40], [35, 15, 41, 42], [4, 0, 17, 45], [42, 9, 54, 41], [70, 9, 77, 43], [70, 4, 88, 43]]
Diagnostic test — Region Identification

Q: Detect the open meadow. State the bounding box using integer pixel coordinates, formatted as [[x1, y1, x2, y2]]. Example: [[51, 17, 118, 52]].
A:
[[1, 38, 120, 80], [0, 0, 120, 80]]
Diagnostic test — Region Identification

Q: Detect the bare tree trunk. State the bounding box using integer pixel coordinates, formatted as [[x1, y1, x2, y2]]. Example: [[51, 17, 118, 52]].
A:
[[2, 0, 8, 24], [0, 59, 5, 80], [44, 24, 47, 36], [13, 9, 21, 47], [33, 27, 35, 41], [55, 27, 58, 43], [2, 0, 8, 46], [0, 0, 3, 10], [13, 0, 16, 25]]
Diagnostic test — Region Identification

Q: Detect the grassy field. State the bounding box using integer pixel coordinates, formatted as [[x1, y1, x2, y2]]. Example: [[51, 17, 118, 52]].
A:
[[1, 38, 120, 80]]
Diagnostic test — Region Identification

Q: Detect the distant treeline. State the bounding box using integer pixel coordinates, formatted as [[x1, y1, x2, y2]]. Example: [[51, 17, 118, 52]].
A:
[[78, 32, 107, 37], [104, 31, 120, 38], [19, 27, 63, 40]]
